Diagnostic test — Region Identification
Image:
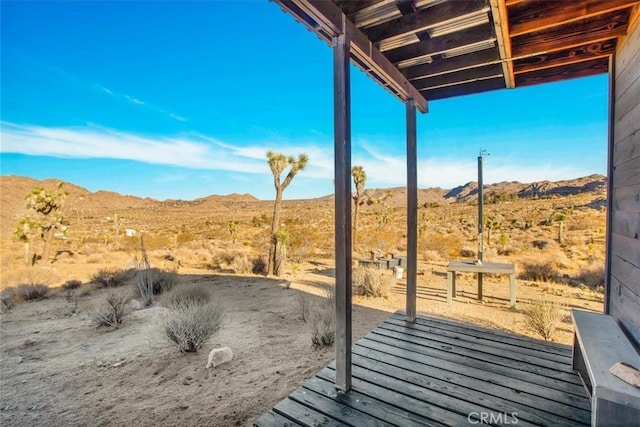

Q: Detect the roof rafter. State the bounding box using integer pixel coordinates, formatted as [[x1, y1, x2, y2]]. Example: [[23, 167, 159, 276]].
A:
[[509, 0, 638, 37], [490, 0, 514, 88], [275, 0, 428, 112]]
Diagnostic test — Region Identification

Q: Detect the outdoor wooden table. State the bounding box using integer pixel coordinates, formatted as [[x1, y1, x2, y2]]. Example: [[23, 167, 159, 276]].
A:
[[447, 261, 516, 308]]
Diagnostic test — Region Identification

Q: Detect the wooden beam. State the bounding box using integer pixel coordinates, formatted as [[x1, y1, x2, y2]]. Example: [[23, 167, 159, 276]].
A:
[[280, 0, 428, 112], [514, 57, 609, 86], [384, 24, 495, 64], [604, 54, 615, 315], [420, 76, 505, 100], [490, 0, 515, 88], [404, 48, 501, 81], [365, 0, 489, 43], [333, 33, 352, 392], [406, 99, 417, 323], [413, 63, 504, 90], [513, 39, 617, 74], [511, 10, 630, 57], [509, 0, 638, 37]]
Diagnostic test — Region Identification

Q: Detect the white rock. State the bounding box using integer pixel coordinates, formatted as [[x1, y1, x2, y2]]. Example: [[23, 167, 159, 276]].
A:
[[206, 346, 233, 369], [129, 299, 143, 311]]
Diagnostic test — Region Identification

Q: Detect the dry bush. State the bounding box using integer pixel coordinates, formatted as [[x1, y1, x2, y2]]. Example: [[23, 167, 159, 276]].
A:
[[5, 283, 50, 302], [92, 294, 128, 328], [91, 268, 135, 288], [518, 262, 557, 282], [524, 299, 566, 341], [210, 249, 252, 273], [136, 268, 179, 305], [161, 283, 210, 308], [162, 302, 224, 352], [296, 292, 312, 323], [576, 265, 605, 289], [229, 253, 252, 274], [0, 291, 16, 312], [352, 267, 394, 298], [424, 232, 462, 258], [62, 279, 82, 290], [251, 256, 267, 275], [310, 289, 335, 348]]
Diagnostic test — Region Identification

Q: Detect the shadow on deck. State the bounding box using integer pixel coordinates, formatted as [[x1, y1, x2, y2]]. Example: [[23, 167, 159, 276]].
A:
[[254, 311, 591, 426]]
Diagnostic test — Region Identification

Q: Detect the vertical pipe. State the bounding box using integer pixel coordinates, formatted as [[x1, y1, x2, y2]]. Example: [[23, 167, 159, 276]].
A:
[[477, 154, 484, 299], [333, 33, 352, 391], [478, 154, 484, 262], [604, 55, 615, 315], [406, 99, 418, 323]]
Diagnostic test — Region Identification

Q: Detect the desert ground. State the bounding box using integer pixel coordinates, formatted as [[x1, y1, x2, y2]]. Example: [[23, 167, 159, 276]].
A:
[[0, 175, 606, 426]]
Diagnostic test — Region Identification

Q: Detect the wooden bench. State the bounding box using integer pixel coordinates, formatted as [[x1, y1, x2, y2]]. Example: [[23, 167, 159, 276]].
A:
[[571, 309, 640, 426], [446, 261, 516, 308]]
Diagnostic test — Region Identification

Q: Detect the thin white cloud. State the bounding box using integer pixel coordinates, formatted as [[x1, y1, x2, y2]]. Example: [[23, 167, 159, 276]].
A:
[[0, 122, 597, 192]]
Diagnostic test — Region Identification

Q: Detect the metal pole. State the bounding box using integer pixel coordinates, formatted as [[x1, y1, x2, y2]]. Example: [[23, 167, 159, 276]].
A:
[[333, 33, 352, 392], [478, 152, 485, 300], [478, 153, 484, 262], [406, 99, 417, 323]]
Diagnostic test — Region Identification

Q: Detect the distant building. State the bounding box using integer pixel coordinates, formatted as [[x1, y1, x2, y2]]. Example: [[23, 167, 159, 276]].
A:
[[125, 229, 137, 237]]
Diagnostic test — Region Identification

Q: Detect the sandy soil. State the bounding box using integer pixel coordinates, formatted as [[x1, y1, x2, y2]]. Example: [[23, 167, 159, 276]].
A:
[[0, 260, 603, 426]]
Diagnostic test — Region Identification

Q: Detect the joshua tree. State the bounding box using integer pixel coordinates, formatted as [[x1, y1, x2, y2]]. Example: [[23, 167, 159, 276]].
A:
[[484, 215, 501, 246], [554, 212, 567, 243], [14, 183, 68, 265], [351, 165, 367, 242], [266, 151, 308, 275], [228, 220, 239, 244]]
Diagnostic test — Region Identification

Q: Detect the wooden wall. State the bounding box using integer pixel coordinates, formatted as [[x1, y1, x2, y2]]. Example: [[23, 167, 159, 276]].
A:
[[608, 8, 640, 348]]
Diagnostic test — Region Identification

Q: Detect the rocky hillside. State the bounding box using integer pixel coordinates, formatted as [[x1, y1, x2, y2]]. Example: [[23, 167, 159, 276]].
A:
[[0, 174, 607, 237]]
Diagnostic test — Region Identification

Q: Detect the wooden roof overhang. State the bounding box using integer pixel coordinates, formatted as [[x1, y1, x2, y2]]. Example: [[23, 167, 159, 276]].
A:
[[271, 0, 639, 393], [274, 0, 639, 104]]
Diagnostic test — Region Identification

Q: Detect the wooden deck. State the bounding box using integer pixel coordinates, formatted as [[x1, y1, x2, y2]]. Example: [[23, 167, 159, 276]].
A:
[[254, 312, 591, 426]]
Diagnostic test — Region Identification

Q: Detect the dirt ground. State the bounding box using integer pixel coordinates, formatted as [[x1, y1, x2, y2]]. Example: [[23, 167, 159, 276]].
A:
[[0, 259, 603, 426]]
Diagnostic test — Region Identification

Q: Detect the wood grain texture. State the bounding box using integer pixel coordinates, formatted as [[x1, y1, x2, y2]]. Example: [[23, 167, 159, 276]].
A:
[[509, 0, 638, 37], [511, 10, 630, 57], [404, 48, 500, 81], [513, 39, 616, 74], [419, 76, 506, 99], [515, 57, 608, 86]]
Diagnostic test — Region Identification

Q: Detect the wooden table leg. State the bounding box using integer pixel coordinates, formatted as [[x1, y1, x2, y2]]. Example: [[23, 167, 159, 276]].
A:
[[509, 273, 516, 308], [447, 272, 453, 303], [477, 273, 483, 301]]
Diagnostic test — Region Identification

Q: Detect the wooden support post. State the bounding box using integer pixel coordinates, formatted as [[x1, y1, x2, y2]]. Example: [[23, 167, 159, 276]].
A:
[[406, 99, 417, 323], [333, 33, 352, 392], [477, 153, 484, 300], [604, 55, 615, 315]]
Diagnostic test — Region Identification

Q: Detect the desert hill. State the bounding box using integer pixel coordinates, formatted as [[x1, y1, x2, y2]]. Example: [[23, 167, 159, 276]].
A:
[[0, 173, 606, 238]]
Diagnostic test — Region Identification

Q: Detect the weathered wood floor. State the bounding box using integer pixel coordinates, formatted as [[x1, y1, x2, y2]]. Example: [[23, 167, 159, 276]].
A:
[[254, 311, 591, 426]]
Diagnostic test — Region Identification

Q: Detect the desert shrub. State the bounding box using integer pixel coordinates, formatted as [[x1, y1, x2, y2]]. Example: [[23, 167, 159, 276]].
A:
[[531, 240, 549, 250], [162, 302, 224, 352], [92, 294, 128, 328], [296, 292, 311, 323], [251, 256, 267, 275], [424, 232, 462, 258], [136, 268, 178, 305], [352, 267, 394, 298], [518, 262, 557, 282], [161, 283, 210, 308], [8, 283, 50, 302], [62, 279, 82, 290], [229, 253, 252, 274], [576, 265, 605, 289], [91, 268, 135, 288], [524, 299, 565, 341], [310, 289, 335, 348], [0, 292, 16, 312]]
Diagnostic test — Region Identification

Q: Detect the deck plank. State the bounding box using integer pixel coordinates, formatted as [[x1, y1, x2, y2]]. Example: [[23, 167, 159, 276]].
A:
[[380, 319, 573, 369], [302, 375, 444, 427], [348, 350, 591, 425], [392, 312, 572, 355], [369, 328, 583, 385], [386, 315, 572, 362], [315, 368, 469, 426], [351, 343, 591, 411], [254, 312, 591, 426]]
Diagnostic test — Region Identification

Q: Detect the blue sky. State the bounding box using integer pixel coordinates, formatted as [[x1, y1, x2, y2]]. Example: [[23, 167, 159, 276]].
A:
[[1, 1, 609, 201]]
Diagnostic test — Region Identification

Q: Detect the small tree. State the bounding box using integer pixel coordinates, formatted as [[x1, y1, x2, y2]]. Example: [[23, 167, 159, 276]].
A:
[[484, 215, 500, 246], [266, 151, 308, 276], [351, 166, 367, 243], [14, 183, 68, 265]]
